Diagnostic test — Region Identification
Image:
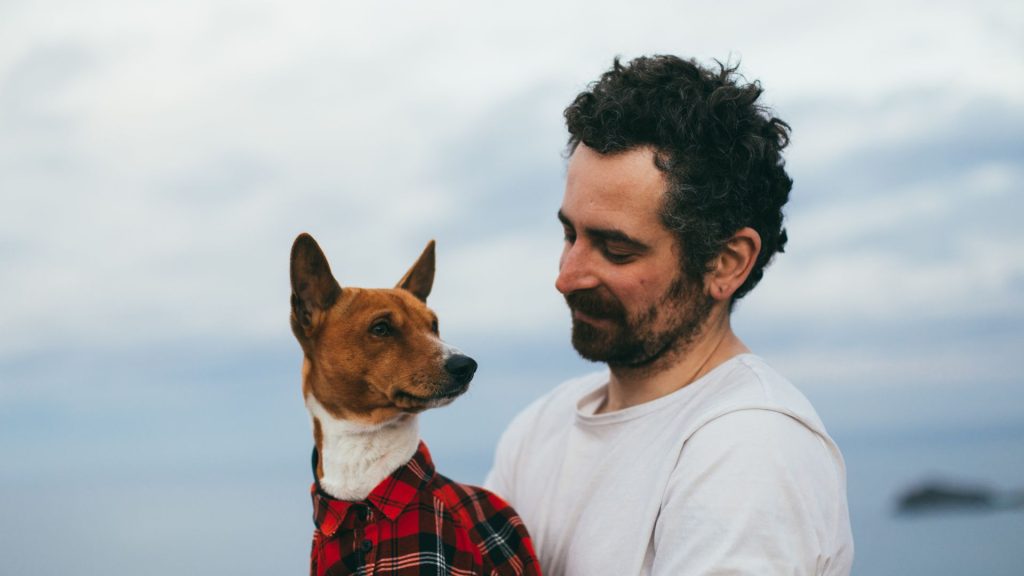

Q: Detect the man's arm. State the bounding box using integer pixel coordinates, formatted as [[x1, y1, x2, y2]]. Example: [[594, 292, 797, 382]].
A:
[[652, 409, 853, 576]]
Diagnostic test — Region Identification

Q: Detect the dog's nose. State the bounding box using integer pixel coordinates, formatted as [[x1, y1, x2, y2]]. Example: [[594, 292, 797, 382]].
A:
[[445, 354, 478, 385]]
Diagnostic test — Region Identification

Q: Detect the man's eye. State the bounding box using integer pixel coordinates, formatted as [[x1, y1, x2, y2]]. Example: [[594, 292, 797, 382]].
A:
[[370, 320, 392, 337], [563, 230, 576, 244], [603, 249, 635, 264]]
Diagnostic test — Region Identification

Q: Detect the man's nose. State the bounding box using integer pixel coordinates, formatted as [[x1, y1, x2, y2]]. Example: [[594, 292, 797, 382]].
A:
[[555, 242, 600, 295]]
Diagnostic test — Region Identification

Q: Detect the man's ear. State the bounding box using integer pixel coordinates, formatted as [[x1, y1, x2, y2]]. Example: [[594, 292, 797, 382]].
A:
[[290, 233, 342, 337], [705, 227, 761, 302], [396, 240, 435, 302]]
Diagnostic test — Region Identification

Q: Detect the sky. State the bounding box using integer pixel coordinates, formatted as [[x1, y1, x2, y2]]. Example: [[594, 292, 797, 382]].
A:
[[1, 0, 1022, 574]]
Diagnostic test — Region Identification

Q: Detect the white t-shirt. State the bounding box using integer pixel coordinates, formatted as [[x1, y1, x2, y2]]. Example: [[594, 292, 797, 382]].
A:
[[485, 354, 854, 576]]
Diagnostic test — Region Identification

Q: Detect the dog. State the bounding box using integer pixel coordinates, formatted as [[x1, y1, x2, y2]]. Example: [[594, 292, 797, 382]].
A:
[[289, 233, 541, 576]]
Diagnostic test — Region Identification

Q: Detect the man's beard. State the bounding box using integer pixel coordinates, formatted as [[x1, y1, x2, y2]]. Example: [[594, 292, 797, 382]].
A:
[[565, 274, 713, 369]]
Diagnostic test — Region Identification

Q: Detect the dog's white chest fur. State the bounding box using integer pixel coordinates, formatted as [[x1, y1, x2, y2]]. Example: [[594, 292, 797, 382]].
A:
[[306, 394, 420, 501]]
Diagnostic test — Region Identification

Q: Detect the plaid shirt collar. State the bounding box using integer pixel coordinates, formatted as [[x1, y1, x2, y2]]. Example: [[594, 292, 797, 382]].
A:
[[311, 441, 436, 536]]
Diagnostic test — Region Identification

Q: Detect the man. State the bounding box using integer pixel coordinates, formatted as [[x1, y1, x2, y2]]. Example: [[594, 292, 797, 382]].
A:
[[485, 55, 854, 575]]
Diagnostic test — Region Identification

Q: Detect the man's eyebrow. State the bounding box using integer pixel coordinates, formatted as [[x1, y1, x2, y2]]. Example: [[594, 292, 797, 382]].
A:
[[557, 209, 573, 228], [556, 209, 650, 250]]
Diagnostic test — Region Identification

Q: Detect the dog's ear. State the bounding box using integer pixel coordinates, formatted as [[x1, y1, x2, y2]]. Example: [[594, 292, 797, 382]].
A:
[[290, 233, 342, 338], [396, 240, 435, 302]]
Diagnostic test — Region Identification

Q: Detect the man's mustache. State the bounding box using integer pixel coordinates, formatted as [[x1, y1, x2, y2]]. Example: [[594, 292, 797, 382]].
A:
[[565, 289, 625, 320]]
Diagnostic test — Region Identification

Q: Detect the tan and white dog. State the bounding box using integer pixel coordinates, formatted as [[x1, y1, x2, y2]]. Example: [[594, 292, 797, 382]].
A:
[[289, 233, 477, 500], [290, 233, 540, 576]]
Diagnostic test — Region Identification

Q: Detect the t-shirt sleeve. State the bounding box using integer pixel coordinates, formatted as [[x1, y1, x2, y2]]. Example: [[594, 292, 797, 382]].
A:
[[483, 399, 538, 505], [483, 430, 515, 503], [651, 408, 850, 576]]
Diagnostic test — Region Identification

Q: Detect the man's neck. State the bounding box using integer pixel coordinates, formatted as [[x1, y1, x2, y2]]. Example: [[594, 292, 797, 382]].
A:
[[599, 309, 749, 414]]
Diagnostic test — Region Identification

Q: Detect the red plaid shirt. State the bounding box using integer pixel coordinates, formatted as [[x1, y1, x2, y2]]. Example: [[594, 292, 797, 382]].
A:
[[310, 442, 541, 576]]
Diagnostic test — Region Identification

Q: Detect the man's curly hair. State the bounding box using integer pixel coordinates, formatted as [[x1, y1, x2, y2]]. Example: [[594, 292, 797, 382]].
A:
[[564, 55, 793, 302]]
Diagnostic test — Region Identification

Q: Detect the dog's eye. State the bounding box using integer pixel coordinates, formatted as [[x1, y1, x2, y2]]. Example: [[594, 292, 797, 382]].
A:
[[431, 319, 439, 334], [369, 320, 392, 337]]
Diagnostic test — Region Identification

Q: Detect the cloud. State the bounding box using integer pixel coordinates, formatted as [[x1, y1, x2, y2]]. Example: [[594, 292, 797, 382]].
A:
[[2, 0, 1021, 359], [735, 90, 1024, 329]]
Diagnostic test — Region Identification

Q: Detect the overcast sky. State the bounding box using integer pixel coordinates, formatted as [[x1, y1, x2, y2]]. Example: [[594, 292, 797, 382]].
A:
[[1, 1, 1022, 574]]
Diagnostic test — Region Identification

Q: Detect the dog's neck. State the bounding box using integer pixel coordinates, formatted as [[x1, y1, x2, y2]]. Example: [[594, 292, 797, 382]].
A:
[[305, 394, 420, 501]]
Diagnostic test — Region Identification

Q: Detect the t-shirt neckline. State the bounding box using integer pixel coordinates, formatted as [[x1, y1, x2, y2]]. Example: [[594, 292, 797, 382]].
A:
[[574, 353, 758, 426]]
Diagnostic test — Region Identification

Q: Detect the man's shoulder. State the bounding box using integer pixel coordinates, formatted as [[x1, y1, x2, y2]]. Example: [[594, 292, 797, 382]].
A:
[[506, 369, 607, 429], [694, 354, 826, 432], [487, 370, 606, 488], [678, 355, 843, 482]]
